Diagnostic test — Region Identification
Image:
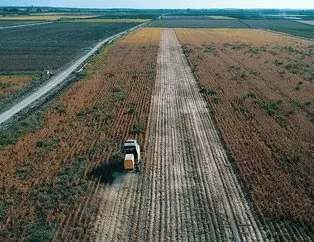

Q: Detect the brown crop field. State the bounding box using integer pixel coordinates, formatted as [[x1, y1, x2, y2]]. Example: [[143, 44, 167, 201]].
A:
[[176, 28, 314, 230], [0, 75, 34, 99], [0, 28, 160, 241]]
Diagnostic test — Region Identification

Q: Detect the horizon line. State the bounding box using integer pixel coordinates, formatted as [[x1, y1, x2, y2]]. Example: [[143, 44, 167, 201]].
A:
[[1, 6, 314, 11]]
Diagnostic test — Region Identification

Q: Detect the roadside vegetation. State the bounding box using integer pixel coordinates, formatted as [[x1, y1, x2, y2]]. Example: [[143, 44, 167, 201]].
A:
[[0, 74, 35, 100]]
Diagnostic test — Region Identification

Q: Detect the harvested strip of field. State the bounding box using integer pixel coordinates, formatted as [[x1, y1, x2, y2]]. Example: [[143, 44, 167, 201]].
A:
[[0, 75, 34, 99], [176, 28, 314, 239], [0, 22, 141, 72], [130, 28, 264, 241], [0, 28, 160, 241]]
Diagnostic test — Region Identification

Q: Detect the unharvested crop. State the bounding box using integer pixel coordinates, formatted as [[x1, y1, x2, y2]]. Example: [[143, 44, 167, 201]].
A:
[[0, 75, 34, 99], [0, 28, 160, 241], [176, 28, 314, 227]]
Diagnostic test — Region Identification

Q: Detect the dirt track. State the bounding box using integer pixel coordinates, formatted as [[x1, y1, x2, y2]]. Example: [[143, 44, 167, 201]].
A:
[[93, 29, 267, 241]]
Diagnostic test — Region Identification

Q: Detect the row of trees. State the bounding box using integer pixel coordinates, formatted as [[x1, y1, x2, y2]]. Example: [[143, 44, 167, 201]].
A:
[[1, 7, 42, 14]]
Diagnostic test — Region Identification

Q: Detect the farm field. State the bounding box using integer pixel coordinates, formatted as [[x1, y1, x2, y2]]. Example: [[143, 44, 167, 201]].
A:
[[161, 15, 210, 19], [209, 15, 237, 19], [0, 8, 313, 241], [70, 18, 151, 23], [0, 20, 43, 27], [176, 28, 314, 237], [241, 19, 314, 39], [298, 20, 314, 26], [149, 17, 314, 40], [0, 21, 141, 72], [0, 28, 160, 241], [93, 28, 265, 241], [105, 28, 263, 241], [0, 15, 96, 21], [149, 19, 248, 28]]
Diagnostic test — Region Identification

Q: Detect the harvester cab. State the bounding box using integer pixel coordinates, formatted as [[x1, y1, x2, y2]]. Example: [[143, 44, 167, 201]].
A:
[[121, 140, 141, 173]]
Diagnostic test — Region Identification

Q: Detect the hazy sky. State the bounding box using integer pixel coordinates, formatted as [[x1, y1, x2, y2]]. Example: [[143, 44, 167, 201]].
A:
[[1, 0, 314, 9]]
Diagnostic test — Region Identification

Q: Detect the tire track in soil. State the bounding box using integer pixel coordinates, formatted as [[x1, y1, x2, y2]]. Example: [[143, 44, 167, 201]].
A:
[[136, 28, 266, 241]]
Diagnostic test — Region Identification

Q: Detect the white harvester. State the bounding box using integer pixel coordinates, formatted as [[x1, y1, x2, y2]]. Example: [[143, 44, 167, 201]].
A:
[[121, 140, 142, 173]]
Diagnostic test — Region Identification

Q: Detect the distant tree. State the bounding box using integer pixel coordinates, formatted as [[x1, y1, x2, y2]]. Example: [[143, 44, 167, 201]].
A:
[[9, 8, 19, 13], [37, 8, 42, 13]]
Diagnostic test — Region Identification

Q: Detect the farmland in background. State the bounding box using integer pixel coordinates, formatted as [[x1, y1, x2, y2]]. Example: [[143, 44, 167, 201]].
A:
[[298, 20, 314, 26], [0, 15, 95, 21], [241, 19, 314, 39], [90, 10, 162, 19], [0, 22, 141, 72], [149, 15, 314, 40], [70, 18, 151, 23], [0, 28, 160, 241], [176, 28, 314, 232], [163, 9, 314, 20], [0, 20, 44, 27], [209, 16, 236, 20], [149, 19, 248, 28], [161, 15, 210, 20]]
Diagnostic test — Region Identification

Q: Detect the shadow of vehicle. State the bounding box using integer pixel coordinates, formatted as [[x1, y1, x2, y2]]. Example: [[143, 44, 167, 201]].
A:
[[89, 154, 125, 185]]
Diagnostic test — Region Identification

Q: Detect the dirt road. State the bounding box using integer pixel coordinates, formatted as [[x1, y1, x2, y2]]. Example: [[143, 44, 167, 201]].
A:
[[93, 29, 266, 241], [0, 23, 145, 126]]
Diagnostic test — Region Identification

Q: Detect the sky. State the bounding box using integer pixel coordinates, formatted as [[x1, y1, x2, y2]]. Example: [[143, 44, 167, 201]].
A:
[[1, 0, 314, 9]]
